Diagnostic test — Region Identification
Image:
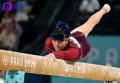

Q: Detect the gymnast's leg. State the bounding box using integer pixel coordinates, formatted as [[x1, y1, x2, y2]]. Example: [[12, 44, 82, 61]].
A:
[[71, 4, 111, 37]]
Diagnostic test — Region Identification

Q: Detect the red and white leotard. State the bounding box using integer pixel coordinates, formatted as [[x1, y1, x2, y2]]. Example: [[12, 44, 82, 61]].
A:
[[45, 31, 91, 61]]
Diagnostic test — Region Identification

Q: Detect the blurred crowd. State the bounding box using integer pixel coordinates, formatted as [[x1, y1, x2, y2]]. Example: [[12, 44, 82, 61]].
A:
[[75, 0, 100, 27], [0, 0, 32, 51], [0, 0, 32, 82], [0, 11, 22, 51], [75, 0, 120, 27]]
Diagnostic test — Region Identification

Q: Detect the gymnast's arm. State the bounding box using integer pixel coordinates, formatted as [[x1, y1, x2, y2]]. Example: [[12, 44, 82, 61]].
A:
[[46, 47, 80, 62]]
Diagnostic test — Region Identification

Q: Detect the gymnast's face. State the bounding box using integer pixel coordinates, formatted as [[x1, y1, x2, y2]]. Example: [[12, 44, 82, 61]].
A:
[[52, 38, 69, 51]]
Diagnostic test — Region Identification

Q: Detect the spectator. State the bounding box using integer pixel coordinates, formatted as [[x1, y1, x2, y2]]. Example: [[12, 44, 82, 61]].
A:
[[15, 1, 31, 22], [1, 12, 13, 28], [79, 0, 100, 15], [11, 19, 23, 49], [75, 0, 100, 26], [0, 25, 16, 50], [15, 0, 32, 31]]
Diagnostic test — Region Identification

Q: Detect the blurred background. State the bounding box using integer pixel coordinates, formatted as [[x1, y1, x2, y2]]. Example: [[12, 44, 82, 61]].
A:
[[0, 0, 120, 83]]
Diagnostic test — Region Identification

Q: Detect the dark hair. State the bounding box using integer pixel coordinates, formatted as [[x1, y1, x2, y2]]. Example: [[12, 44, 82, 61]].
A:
[[51, 21, 71, 41]]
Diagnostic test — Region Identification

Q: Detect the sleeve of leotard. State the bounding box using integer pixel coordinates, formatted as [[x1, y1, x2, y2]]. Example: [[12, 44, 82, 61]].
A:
[[53, 47, 81, 61]]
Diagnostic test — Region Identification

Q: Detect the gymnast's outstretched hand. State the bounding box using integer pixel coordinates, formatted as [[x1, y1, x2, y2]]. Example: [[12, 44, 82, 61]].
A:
[[45, 53, 57, 61]]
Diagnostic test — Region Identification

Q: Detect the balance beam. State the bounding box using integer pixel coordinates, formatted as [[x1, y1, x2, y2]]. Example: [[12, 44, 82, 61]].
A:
[[0, 50, 120, 82]]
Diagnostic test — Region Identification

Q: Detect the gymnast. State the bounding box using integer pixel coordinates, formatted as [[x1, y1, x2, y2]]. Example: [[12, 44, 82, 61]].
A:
[[45, 4, 111, 61]]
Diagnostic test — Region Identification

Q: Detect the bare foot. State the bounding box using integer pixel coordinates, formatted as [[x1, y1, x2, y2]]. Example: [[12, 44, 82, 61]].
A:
[[102, 4, 111, 13]]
